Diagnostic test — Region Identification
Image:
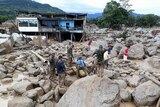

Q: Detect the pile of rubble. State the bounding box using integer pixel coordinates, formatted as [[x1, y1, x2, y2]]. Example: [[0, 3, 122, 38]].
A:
[[0, 25, 160, 107]]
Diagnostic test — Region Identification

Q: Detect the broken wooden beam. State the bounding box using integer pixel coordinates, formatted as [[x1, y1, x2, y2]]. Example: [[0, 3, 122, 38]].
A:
[[31, 50, 47, 63]]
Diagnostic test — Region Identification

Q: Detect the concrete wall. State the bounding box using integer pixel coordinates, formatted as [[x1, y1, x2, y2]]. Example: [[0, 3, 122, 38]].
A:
[[59, 20, 74, 30]]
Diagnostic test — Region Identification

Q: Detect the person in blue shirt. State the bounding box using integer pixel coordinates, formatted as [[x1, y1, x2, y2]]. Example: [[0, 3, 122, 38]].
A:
[[76, 57, 88, 77], [77, 57, 85, 68], [56, 55, 66, 87]]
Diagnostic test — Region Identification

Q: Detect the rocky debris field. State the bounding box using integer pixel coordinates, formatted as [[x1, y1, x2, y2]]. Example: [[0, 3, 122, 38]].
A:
[[0, 25, 160, 107]]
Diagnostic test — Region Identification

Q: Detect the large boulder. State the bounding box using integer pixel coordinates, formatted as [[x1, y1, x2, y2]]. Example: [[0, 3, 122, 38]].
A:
[[112, 42, 124, 53], [125, 36, 137, 46], [8, 97, 34, 107], [111, 42, 125, 57], [39, 79, 51, 93], [128, 43, 145, 59], [132, 81, 160, 106], [12, 80, 33, 94], [146, 46, 158, 56], [56, 76, 121, 107], [148, 56, 160, 69]]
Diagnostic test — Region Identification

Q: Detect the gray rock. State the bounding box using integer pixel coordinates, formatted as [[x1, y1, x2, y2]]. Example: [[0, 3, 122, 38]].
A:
[[12, 80, 33, 94], [110, 49, 118, 57], [58, 87, 67, 95], [31, 54, 39, 62], [27, 65, 41, 76], [17, 67, 26, 72], [56, 76, 121, 107], [23, 89, 37, 99], [128, 43, 145, 59], [118, 47, 126, 58], [8, 97, 34, 107], [0, 64, 7, 73], [0, 71, 7, 79], [7, 55, 17, 61], [146, 46, 158, 56], [39, 79, 51, 93], [127, 75, 141, 87], [28, 77, 40, 85], [64, 75, 77, 87], [148, 56, 160, 69], [120, 89, 132, 102], [132, 81, 160, 106], [7, 67, 15, 73], [114, 79, 127, 89], [126, 36, 137, 46], [103, 69, 118, 79], [38, 90, 54, 103], [35, 104, 45, 107], [35, 87, 44, 97], [1, 78, 13, 84], [0, 86, 7, 94], [112, 42, 124, 53], [44, 101, 55, 107]]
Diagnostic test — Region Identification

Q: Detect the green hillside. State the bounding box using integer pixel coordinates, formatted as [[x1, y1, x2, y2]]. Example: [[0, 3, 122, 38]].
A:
[[0, 0, 64, 23]]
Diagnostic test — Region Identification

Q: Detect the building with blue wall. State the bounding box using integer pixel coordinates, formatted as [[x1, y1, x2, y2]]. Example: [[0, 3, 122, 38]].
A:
[[17, 13, 87, 42]]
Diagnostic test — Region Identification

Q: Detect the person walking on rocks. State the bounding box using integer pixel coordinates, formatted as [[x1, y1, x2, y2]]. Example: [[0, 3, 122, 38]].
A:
[[67, 42, 74, 67], [93, 45, 105, 77], [123, 45, 130, 63], [87, 39, 92, 50], [56, 55, 66, 87], [49, 52, 56, 79], [103, 50, 110, 68]]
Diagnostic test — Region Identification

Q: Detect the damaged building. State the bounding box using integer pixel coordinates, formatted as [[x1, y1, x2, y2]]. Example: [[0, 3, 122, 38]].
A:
[[16, 13, 87, 42]]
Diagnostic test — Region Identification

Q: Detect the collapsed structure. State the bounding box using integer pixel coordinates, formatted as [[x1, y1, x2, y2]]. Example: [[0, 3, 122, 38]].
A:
[[16, 13, 87, 42]]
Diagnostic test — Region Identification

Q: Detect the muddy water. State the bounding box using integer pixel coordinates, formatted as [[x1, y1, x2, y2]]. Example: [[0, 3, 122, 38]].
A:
[[0, 73, 28, 107]]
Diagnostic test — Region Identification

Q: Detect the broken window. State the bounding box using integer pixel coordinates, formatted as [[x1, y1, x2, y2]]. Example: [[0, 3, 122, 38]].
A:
[[28, 19, 38, 27], [19, 19, 28, 27]]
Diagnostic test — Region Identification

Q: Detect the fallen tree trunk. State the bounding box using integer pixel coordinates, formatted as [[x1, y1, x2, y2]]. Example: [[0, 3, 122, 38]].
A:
[[144, 73, 160, 87], [31, 50, 47, 63]]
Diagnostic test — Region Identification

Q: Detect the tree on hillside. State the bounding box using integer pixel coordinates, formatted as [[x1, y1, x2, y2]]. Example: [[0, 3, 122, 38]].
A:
[[102, 0, 129, 29]]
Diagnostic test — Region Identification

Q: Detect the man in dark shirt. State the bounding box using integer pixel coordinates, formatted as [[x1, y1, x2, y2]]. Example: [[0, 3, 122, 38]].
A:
[[49, 52, 56, 80], [56, 55, 66, 87], [93, 45, 105, 77]]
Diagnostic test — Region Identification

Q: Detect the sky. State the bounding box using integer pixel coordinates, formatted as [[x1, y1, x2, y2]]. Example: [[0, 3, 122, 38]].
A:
[[35, 0, 160, 15]]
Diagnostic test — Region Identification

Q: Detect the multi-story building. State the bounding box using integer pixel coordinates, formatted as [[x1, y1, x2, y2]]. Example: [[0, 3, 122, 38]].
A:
[[16, 13, 87, 42]]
